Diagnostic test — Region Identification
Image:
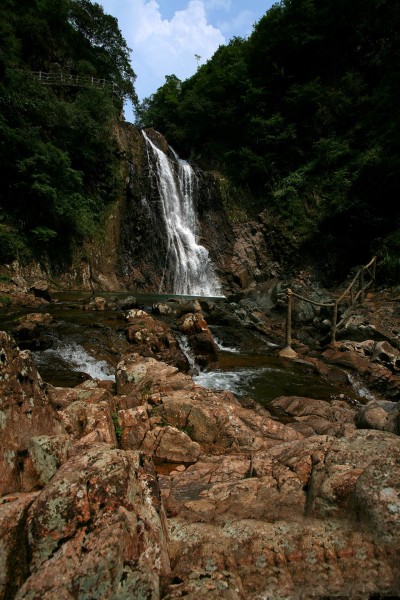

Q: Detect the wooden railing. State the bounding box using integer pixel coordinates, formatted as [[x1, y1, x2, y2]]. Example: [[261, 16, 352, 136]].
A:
[[31, 71, 122, 95], [279, 256, 377, 358]]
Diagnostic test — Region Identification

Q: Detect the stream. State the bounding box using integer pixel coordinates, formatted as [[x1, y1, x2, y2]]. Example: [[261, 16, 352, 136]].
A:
[[0, 292, 373, 407]]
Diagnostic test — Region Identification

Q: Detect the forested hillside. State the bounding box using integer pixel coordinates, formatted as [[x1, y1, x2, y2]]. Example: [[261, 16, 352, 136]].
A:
[[137, 0, 400, 283], [1, 0, 399, 285], [0, 0, 136, 266]]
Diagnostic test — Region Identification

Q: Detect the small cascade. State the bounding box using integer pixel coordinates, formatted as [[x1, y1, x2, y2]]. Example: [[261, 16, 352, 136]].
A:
[[33, 342, 115, 384], [175, 332, 200, 375], [142, 130, 222, 296]]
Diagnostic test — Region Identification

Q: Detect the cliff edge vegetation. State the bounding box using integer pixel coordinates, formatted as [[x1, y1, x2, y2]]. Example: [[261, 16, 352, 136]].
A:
[[0, 0, 136, 268], [137, 0, 400, 284]]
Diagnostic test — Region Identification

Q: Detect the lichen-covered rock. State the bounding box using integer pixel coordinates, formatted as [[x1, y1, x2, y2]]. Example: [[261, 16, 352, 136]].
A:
[[119, 406, 150, 450], [161, 429, 400, 598], [28, 435, 71, 486], [152, 391, 301, 455], [305, 429, 400, 519], [117, 354, 162, 394], [115, 357, 301, 458], [355, 448, 400, 553], [0, 492, 39, 600], [323, 342, 400, 399], [0, 332, 65, 496], [46, 385, 80, 410], [60, 400, 117, 446], [269, 395, 357, 437], [116, 353, 185, 396], [125, 309, 189, 371], [356, 398, 400, 434], [159, 453, 306, 523], [83, 296, 108, 310], [12, 312, 54, 350], [166, 517, 398, 600], [142, 425, 201, 464], [15, 444, 170, 599]]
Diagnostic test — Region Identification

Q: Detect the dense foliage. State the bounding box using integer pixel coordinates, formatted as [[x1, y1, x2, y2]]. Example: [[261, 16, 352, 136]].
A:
[[137, 0, 400, 282], [0, 0, 136, 265]]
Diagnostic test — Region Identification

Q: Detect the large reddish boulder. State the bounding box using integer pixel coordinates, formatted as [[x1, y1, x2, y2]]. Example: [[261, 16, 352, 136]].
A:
[[0, 492, 39, 599], [0, 332, 65, 496], [125, 309, 189, 371], [13, 445, 170, 598]]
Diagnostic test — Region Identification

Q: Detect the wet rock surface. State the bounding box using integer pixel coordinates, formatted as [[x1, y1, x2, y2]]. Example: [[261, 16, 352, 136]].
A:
[[125, 308, 189, 372]]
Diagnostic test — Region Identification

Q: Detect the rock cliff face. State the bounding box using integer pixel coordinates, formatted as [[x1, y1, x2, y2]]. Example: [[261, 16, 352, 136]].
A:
[[2, 123, 277, 295], [116, 125, 245, 294]]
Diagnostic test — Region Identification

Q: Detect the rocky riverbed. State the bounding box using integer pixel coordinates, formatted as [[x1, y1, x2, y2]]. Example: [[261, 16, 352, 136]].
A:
[[1, 280, 400, 599]]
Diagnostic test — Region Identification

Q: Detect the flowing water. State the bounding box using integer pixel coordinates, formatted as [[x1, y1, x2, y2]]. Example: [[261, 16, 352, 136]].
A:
[[143, 131, 222, 297], [193, 351, 348, 405], [0, 292, 372, 406]]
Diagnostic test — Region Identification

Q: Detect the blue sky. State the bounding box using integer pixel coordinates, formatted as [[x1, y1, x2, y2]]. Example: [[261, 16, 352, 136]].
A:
[[98, 0, 276, 121]]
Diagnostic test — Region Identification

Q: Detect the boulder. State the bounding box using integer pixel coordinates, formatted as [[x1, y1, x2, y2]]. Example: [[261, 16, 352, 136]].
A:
[[356, 398, 400, 434], [14, 445, 170, 598], [0, 492, 39, 600], [83, 296, 108, 311], [29, 280, 51, 302], [159, 453, 306, 524], [119, 406, 151, 450], [165, 516, 398, 600], [28, 434, 71, 486], [142, 425, 201, 464], [116, 353, 186, 396], [355, 449, 400, 553], [12, 312, 54, 350], [269, 395, 357, 437], [162, 430, 400, 598], [306, 429, 400, 519], [149, 380, 301, 454], [117, 354, 162, 395], [0, 332, 65, 496], [179, 312, 218, 369], [125, 310, 189, 371], [323, 342, 400, 399], [60, 400, 117, 446]]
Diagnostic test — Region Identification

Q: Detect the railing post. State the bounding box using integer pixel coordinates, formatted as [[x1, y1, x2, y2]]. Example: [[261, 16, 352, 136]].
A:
[[359, 267, 365, 304], [279, 288, 298, 358], [371, 256, 377, 291], [331, 301, 338, 345]]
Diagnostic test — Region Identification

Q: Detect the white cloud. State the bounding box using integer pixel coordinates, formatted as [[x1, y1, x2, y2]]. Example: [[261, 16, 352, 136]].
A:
[[119, 0, 225, 102]]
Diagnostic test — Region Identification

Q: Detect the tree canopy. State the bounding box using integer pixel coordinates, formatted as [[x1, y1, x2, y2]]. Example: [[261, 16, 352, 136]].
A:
[[137, 0, 400, 282], [0, 0, 137, 264]]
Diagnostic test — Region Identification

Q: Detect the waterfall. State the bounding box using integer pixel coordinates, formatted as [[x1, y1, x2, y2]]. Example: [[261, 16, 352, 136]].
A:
[[142, 130, 222, 297]]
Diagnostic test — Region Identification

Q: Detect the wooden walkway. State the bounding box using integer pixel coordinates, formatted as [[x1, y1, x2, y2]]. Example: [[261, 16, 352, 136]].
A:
[[31, 71, 121, 95]]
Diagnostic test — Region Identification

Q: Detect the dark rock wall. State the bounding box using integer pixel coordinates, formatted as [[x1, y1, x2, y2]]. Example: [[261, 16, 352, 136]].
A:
[[4, 123, 277, 294], [117, 124, 277, 295]]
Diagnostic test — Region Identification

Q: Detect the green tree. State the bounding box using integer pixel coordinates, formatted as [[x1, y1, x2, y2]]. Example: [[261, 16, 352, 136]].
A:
[[0, 0, 137, 265], [138, 0, 400, 281]]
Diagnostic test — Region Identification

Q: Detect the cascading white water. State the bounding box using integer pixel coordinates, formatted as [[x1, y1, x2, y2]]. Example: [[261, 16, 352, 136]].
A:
[[142, 130, 223, 296]]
